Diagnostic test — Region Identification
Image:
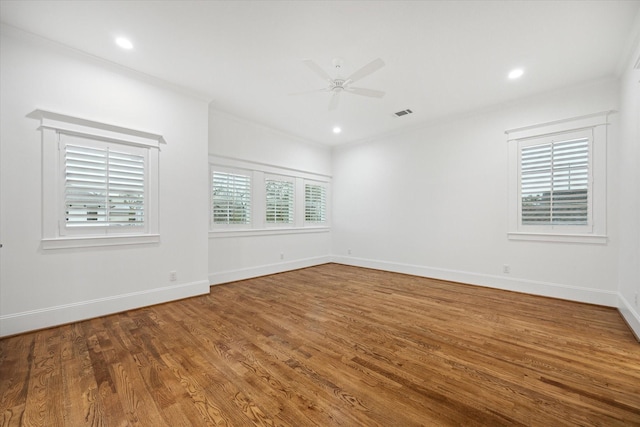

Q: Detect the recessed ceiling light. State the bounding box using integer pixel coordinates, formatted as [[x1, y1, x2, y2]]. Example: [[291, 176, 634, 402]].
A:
[[508, 68, 524, 79], [115, 37, 134, 50], [333, 126, 342, 134]]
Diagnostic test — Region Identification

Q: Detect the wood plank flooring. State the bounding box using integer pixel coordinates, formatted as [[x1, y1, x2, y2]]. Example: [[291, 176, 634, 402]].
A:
[[1, 263, 639, 426]]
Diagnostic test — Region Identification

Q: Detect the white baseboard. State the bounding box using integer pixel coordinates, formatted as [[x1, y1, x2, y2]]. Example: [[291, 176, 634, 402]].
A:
[[331, 256, 619, 307], [6, 258, 634, 340], [0, 280, 210, 337], [618, 294, 640, 341], [209, 255, 332, 285]]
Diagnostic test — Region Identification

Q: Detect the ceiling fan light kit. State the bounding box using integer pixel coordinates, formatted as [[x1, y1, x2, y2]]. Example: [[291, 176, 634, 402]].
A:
[[299, 57, 386, 110]]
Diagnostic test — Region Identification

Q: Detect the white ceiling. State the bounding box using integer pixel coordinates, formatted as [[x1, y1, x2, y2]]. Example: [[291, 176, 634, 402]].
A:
[[1, 1, 639, 145]]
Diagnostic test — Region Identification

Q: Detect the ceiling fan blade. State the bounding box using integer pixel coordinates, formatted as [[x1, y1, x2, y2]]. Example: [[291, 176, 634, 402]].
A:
[[328, 91, 340, 111], [346, 87, 385, 98], [345, 58, 385, 83], [303, 59, 333, 82]]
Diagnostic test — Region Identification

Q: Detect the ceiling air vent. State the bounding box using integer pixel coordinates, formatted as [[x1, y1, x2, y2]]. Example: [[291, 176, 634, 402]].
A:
[[394, 109, 413, 117]]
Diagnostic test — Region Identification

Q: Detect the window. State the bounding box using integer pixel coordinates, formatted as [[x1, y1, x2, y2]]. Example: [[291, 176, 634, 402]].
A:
[[266, 178, 294, 224], [507, 111, 612, 244], [64, 139, 146, 231], [212, 170, 251, 225], [32, 109, 163, 249], [305, 183, 327, 223], [520, 134, 589, 226], [209, 156, 331, 235]]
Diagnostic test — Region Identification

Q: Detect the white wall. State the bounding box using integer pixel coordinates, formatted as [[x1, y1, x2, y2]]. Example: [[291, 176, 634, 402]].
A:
[[1, 25, 636, 340], [0, 28, 210, 336], [332, 79, 621, 307], [617, 41, 640, 338], [208, 109, 332, 284]]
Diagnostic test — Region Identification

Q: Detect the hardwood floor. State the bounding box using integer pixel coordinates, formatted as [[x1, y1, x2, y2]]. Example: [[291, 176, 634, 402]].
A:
[[1, 263, 639, 426]]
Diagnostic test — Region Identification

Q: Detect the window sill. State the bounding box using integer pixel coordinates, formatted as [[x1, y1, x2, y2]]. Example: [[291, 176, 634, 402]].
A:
[[209, 226, 330, 238], [508, 232, 607, 244], [42, 234, 160, 250]]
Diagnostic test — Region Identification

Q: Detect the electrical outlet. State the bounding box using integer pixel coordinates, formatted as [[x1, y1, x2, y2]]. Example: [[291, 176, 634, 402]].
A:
[[280, 253, 284, 260], [635, 293, 638, 307], [348, 248, 352, 255], [169, 271, 177, 281], [503, 265, 510, 274]]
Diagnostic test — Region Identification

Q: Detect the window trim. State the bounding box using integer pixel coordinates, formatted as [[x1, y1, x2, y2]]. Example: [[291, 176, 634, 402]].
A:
[[506, 110, 613, 244], [31, 110, 164, 250]]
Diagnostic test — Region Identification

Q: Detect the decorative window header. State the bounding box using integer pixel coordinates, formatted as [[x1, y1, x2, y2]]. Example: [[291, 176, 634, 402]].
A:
[[505, 110, 615, 141], [28, 109, 166, 149]]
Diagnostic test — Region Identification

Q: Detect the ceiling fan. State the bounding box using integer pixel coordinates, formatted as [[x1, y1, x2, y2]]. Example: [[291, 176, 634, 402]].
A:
[[295, 57, 386, 110]]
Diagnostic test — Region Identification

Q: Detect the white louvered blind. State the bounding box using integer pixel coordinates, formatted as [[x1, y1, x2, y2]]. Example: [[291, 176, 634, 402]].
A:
[[65, 144, 145, 227], [520, 137, 589, 225], [212, 171, 251, 224], [305, 184, 326, 223], [265, 179, 294, 224]]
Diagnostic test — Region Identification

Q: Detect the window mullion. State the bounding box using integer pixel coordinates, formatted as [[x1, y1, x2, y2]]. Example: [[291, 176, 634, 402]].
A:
[[550, 142, 555, 224], [105, 147, 111, 227]]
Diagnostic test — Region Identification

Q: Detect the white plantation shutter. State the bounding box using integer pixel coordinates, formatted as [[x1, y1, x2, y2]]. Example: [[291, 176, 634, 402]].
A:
[[266, 179, 294, 224], [305, 183, 326, 223], [212, 171, 251, 224], [520, 137, 589, 225], [65, 144, 145, 227]]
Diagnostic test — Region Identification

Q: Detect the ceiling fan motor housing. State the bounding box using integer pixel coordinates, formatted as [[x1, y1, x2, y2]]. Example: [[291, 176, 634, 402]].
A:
[[331, 79, 346, 91]]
